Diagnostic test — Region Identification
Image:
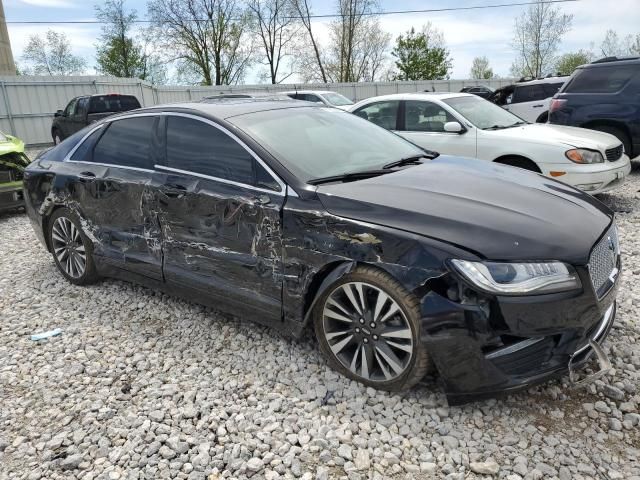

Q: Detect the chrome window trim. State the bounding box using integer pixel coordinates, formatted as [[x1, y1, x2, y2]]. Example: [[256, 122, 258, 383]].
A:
[[62, 111, 290, 196], [154, 165, 284, 196]]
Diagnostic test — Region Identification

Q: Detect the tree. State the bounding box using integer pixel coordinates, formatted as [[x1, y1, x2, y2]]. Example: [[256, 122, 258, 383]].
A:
[[391, 24, 452, 81], [95, 0, 167, 83], [511, 0, 573, 78], [325, 1, 390, 82], [147, 0, 254, 86], [291, 0, 327, 82], [600, 30, 640, 57], [469, 56, 494, 79], [247, 0, 298, 84], [21, 30, 86, 76], [555, 50, 592, 75]]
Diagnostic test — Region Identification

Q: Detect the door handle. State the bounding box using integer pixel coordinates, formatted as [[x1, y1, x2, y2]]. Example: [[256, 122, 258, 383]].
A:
[[532, 104, 544, 108], [78, 171, 96, 180], [254, 194, 271, 205], [162, 183, 187, 198]]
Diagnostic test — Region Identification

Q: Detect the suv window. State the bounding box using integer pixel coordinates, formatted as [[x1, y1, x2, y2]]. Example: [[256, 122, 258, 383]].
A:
[[75, 97, 89, 118], [543, 82, 564, 97], [93, 116, 156, 169], [64, 98, 78, 116], [166, 116, 279, 190], [353, 101, 399, 130], [404, 100, 457, 132], [512, 84, 547, 103], [563, 65, 639, 93], [89, 95, 141, 114]]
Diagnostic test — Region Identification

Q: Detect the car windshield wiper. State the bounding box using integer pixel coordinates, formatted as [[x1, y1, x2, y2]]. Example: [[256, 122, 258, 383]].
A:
[[383, 154, 432, 169], [307, 169, 394, 186]]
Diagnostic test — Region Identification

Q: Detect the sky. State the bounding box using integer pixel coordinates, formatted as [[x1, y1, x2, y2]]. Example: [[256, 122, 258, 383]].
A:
[[4, 0, 640, 83]]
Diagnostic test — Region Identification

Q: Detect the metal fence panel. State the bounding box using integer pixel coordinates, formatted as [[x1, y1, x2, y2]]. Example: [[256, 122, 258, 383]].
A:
[[0, 75, 517, 146]]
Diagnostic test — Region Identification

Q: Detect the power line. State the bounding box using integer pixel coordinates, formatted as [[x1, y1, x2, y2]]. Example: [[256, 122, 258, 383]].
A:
[[6, 0, 580, 25]]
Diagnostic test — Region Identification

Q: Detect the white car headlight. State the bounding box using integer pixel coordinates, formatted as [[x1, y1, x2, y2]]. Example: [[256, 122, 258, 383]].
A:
[[565, 148, 604, 164], [450, 259, 581, 295]]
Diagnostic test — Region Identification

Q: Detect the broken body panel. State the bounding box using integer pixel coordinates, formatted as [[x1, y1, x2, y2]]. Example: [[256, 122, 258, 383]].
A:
[[23, 102, 619, 403]]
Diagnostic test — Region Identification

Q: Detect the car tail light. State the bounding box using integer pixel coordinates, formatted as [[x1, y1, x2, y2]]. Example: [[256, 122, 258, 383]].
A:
[[549, 98, 567, 114]]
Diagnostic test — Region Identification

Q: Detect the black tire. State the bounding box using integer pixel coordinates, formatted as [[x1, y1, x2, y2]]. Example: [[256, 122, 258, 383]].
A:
[[52, 129, 62, 146], [494, 155, 541, 173], [589, 125, 632, 158], [47, 207, 99, 285], [313, 266, 431, 391], [535, 111, 548, 123]]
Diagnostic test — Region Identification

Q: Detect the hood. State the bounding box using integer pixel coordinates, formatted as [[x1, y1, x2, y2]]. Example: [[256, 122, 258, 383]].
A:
[[490, 124, 622, 152], [316, 156, 612, 264]]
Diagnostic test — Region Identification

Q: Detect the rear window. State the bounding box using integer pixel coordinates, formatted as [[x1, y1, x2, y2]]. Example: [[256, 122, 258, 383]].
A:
[[89, 95, 141, 114], [563, 65, 639, 93]]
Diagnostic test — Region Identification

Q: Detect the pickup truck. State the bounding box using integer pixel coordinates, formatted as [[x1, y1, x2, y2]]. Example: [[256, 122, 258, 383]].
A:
[[51, 94, 141, 144]]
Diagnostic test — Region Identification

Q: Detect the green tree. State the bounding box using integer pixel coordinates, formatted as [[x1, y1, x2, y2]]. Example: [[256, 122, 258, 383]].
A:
[[95, 0, 166, 83], [469, 56, 494, 79], [21, 30, 86, 76], [555, 50, 592, 75], [391, 24, 451, 81]]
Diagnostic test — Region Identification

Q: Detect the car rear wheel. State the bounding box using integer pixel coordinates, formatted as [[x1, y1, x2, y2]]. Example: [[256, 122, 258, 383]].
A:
[[313, 266, 430, 391], [590, 125, 632, 158], [48, 208, 98, 285]]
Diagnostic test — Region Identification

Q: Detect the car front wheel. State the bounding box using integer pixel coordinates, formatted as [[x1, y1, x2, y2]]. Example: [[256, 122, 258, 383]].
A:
[[313, 266, 431, 391], [48, 208, 98, 285]]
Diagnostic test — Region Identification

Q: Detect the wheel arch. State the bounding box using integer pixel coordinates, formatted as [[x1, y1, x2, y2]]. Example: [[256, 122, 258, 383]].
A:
[[535, 111, 549, 123], [493, 154, 542, 173]]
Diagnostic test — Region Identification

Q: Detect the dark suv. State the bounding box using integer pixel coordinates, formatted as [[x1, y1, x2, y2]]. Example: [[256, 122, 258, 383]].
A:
[[52, 94, 141, 145], [549, 57, 640, 158]]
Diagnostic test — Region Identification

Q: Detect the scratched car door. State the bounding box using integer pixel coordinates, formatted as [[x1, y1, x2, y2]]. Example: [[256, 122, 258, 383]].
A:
[[155, 114, 285, 318]]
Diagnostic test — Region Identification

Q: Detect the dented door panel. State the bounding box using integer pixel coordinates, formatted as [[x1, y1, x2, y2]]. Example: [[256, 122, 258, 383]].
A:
[[156, 171, 284, 319]]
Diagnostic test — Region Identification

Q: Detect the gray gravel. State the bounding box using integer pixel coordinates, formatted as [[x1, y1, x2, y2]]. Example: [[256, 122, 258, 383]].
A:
[[1, 158, 639, 480]]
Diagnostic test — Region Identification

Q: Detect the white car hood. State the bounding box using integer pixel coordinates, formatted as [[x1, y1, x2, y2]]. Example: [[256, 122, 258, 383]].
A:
[[490, 124, 622, 151]]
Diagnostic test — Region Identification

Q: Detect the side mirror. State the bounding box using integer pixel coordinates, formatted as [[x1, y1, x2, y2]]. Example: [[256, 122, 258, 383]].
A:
[[54, 109, 64, 117], [444, 121, 464, 133]]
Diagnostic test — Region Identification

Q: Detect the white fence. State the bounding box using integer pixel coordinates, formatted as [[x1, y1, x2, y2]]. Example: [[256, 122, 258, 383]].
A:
[[0, 75, 515, 146]]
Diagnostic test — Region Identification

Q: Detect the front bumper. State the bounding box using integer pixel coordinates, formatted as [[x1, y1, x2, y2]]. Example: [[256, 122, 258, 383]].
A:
[[419, 264, 619, 405], [540, 155, 631, 194]]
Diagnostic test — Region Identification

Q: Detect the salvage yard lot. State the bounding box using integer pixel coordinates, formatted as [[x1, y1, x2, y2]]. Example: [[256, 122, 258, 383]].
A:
[[1, 160, 639, 480]]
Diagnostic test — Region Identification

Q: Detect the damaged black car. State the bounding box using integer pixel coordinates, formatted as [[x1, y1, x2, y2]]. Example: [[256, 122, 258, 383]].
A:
[[23, 100, 620, 403]]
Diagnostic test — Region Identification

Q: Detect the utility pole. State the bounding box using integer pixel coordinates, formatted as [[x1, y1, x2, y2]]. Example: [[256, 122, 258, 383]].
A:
[[0, 0, 16, 75]]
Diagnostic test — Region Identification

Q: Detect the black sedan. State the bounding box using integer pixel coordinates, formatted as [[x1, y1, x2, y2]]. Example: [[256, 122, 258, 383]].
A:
[[23, 99, 620, 403]]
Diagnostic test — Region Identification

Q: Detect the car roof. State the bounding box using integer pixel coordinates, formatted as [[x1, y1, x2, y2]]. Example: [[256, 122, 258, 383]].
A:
[[133, 98, 325, 120], [581, 56, 640, 68], [353, 92, 473, 104], [283, 90, 338, 95], [515, 76, 570, 85]]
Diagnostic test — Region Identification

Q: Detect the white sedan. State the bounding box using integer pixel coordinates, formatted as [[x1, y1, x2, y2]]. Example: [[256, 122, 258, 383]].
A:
[[349, 93, 631, 194]]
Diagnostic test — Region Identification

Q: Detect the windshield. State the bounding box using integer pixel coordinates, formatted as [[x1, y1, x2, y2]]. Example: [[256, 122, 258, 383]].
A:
[[230, 107, 424, 182], [321, 92, 354, 106], [443, 95, 525, 129]]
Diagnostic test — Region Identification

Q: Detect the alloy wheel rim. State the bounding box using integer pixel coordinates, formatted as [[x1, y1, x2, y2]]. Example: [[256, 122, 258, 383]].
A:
[[322, 281, 414, 382], [51, 217, 86, 278]]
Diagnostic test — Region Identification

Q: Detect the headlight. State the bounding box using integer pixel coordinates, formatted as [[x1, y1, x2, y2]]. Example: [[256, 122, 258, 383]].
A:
[[450, 259, 581, 295], [565, 148, 604, 164]]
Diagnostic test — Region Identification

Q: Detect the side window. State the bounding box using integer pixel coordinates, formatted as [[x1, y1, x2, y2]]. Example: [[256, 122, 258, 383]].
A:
[[543, 82, 563, 97], [70, 127, 104, 161], [75, 97, 89, 118], [353, 101, 399, 130], [93, 116, 156, 169], [64, 98, 78, 116], [166, 116, 279, 190], [564, 65, 639, 93], [404, 101, 457, 132], [512, 84, 546, 103], [301, 94, 321, 103]]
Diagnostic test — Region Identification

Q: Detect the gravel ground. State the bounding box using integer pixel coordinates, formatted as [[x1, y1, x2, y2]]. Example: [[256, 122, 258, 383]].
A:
[[1, 158, 639, 480]]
